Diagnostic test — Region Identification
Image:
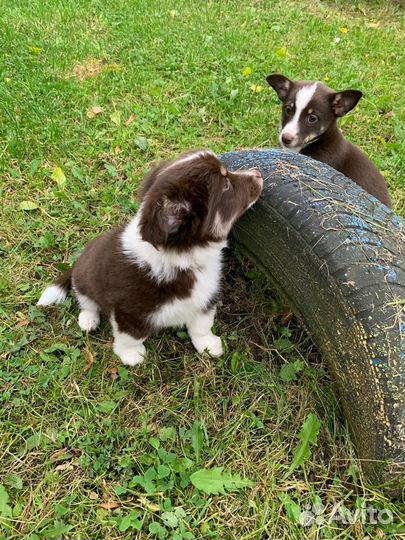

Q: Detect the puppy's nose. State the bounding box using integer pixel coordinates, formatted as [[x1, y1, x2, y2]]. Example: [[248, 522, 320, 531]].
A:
[[251, 169, 262, 179], [281, 133, 294, 145]]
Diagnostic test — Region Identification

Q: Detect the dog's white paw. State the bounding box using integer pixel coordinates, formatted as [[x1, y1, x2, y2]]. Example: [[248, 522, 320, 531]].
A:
[[192, 334, 223, 357], [116, 344, 146, 366], [78, 310, 100, 332]]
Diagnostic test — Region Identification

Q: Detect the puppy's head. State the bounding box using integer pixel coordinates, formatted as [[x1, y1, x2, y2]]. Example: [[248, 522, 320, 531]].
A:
[[138, 150, 263, 250], [266, 73, 363, 151]]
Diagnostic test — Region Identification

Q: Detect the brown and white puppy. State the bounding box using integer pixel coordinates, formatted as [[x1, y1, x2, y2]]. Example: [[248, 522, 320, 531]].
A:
[[37, 151, 263, 366], [266, 74, 392, 207]]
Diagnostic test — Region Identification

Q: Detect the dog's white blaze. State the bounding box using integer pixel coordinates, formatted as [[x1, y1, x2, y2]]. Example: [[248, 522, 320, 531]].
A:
[[160, 150, 216, 174], [37, 285, 67, 306], [233, 170, 257, 177], [280, 83, 318, 146]]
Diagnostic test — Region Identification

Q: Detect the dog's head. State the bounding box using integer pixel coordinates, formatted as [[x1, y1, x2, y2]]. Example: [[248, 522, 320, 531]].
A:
[[138, 151, 263, 250], [266, 73, 363, 151]]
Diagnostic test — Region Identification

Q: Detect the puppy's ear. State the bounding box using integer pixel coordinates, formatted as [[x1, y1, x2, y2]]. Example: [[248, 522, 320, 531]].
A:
[[266, 73, 292, 101], [141, 197, 191, 247], [138, 161, 169, 200], [331, 90, 363, 117], [160, 197, 191, 236]]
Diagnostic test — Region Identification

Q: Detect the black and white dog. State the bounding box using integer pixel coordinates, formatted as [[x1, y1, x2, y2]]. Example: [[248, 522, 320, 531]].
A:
[[266, 73, 392, 207], [37, 151, 263, 366]]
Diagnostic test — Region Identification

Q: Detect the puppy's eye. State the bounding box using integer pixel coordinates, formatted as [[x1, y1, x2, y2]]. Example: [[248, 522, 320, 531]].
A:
[[285, 105, 293, 116], [307, 114, 319, 125], [223, 178, 232, 191]]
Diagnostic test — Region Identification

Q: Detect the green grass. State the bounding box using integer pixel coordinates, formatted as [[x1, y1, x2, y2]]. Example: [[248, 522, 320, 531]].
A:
[[1, 0, 404, 538]]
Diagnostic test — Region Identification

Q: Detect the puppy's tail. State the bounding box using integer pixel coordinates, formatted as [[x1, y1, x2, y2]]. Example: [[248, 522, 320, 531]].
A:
[[37, 268, 73, 306]]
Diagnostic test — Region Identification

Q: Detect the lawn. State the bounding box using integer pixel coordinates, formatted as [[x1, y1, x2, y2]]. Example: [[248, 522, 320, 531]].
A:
[[1, 0, 404, 538]]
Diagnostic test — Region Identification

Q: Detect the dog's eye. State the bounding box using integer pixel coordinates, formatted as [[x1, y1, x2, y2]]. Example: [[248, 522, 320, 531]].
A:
[[223, 178, 232, 191], [307, 114, 319, 125], [285, 105, 293, 116]]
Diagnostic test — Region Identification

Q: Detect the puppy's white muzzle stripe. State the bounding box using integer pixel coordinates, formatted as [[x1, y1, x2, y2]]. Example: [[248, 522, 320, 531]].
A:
[[280, 83, 318, 147]]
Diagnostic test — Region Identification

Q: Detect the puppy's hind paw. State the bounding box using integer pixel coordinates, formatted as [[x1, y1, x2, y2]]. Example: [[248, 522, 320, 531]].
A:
[[192, 334, 223, 357], [78, 310, 100, 332], [117, 345, 146, 367]]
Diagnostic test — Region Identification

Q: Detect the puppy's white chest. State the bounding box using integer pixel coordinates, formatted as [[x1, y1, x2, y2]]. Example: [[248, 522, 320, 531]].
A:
[[149, 255, 222, 329]]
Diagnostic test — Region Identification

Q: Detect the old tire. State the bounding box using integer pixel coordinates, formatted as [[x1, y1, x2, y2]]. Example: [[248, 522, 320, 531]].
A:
[[221, 149, 405, 495]]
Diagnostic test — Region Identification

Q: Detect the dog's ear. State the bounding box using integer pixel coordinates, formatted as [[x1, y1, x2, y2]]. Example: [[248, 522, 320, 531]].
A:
[[138, 161, 169, 201], [266, 73, 292, 101], [141, 196, 191, 247], [331, 90, 363, 117]]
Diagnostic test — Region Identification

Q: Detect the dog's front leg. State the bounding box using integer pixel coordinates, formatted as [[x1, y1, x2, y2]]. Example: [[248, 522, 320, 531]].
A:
[[187, 308, 223, 357], [110, 312, 146, 367]]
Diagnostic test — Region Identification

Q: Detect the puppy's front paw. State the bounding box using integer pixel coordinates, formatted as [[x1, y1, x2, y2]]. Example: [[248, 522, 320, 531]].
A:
[[192, 334, 223, 357], [117, 345, 146, 367], [78, 310, 100, 332]]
